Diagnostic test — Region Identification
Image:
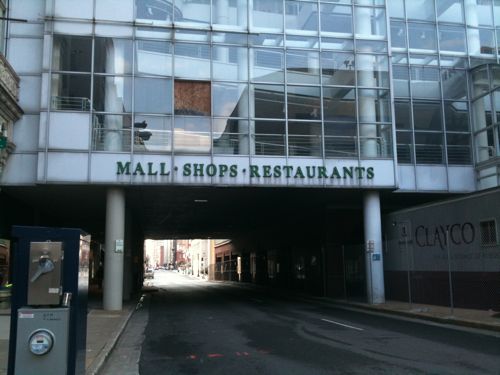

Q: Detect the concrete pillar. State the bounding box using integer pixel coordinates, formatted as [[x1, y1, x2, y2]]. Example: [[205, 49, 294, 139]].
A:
[[363, 190, 385, 304], [122, 208, 133, 301], [465, 0, 481, 55], [103, 187, 125, 311]]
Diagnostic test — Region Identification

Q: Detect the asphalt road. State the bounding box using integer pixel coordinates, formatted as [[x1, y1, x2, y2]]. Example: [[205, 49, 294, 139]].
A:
[[136, 271, 500, 375]]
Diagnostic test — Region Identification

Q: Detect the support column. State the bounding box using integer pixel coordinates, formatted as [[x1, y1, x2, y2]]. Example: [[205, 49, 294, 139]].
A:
[[103, 187, 125, 311], [363, 190, 385, 304], [122, 208, 133, 301]]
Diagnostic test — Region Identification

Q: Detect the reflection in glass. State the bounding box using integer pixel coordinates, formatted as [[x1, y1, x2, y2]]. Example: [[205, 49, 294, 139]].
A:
[[387, 0, 404, 19], [444, 101, 469, 131], [253, 84, 285, 119], [174, 0, 210, 25], [446, 133, 471, 164], [285, 35, 320, 49], [406, 0, 435, 21], [467, 28, 495, 55], [288, 122, 322, 157], [321, 52, 355, 86], [392, 65, 410, 97], [394, 100, 411, 129], [213, 119, 249, 155], [437, 0, 464, 23], [251, 48, 285, 83], [321, 38, 353, 50], [359, 123, 392, 158], [212, 46, 248, 81], [285, 1, 319, 34], [94, 38, 133, 74], [174, 116, 211, 153], [175, 43, 210, 79], [323, 87, 356, 122], [411, 66, 440, 99], [212, 83, 248, 118], [92, 114, 132, 152], [51, 74, 91, 111], [324, 122, 358, 158], [471, 67, 489, 98], [356, 55, 389, 88], [286, 50, 320, 84], [465, 0, 493, 27], [175, 80, 210, 116], [358, 89, 391, 123], [475, 128, 495, 162], [213, 0, 247, 29], [133, 115, 172, 153], [320, 4, 352, 34], [413, 101, 442, 130], [253, 120, 286, 156], [354, 7, 386, 39], [396, 131, 413, 163], [408, 23, 437, 51], [252, 0, 284, 32], [441, 69, 467, 99], [135, 40, 172, 76], [438, 25, 466, 53], [472, 94, 492, 130], [52, 35, 92, 72], [415, 132, 444, 164], [136, 0, 175, 23], [287, 86, 321, 120], [134, 77, 172, 114]]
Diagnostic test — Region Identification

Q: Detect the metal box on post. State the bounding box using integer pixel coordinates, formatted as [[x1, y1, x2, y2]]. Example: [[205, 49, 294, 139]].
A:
[[8, 226, 90, 375]]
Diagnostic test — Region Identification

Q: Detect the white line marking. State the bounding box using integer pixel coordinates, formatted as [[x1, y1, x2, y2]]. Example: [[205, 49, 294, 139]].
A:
[[321, 318, 364, 331]]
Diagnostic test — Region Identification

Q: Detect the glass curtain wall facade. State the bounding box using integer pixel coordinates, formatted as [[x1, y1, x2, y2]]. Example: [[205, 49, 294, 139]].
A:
[[48, 0, 393, 160]]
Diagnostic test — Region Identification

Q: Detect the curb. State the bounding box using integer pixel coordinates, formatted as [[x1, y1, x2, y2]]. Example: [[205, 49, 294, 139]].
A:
[[86, 303, 136, 375]]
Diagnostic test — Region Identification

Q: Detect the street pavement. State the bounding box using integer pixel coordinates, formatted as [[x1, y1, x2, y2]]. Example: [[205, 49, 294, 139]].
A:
[[1, 271, 500, 374]]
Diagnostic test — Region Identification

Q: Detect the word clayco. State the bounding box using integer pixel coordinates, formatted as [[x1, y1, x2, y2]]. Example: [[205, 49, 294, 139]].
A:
[[116, 161, 375, 180]]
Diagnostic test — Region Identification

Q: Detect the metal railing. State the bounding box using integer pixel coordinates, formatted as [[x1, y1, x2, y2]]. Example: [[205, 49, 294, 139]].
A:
[[52, 96, 91, 111]]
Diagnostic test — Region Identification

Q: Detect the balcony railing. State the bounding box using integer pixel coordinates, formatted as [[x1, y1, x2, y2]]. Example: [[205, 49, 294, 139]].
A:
[[52, 96, 91, 111]]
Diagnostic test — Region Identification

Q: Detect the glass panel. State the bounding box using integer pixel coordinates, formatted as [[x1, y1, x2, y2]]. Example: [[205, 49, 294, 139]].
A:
[[465, 0, 493, 26], [249, 33, 284, 47], [286, 50, 320, 84], [135, 40, 172, 76], [468, 28, 496, 55], [387, 0, 404, 18], [324, 122, 358, 158], [321, 37, 354, 50], [92, 114, 132, 152], [409, 53, 438, 65], [212, 46, 248, 81], [213, 118, 250, 155], [446, 133, 472, 164], [321, 52, 355, 86], [413, 101, 442, 130], [175, 80, 210, 116], [94, 38, 133, 74], [323, 87, 356, 122], [439, 56, 467, 68], [320, 4, 353, 35], [253, 84, 286, 119], [356, 54, 389, 87], [394, 100, 411, 129], [174, 117, 211, 154], [174, 43, 210, 79], [213, 0, 247, 29], [174, 0, 211, 26], [492, 65, 500, 88], [494, 90, 500, 122], [441, 69, 467, 99], [175, 29, 210, 42], [96, 0, 133, 22], [356, 40, 387, 53], [288, 122, 322, 157], [52, 35, 92, 72], [286, 35, 320, 48], [408, 23, 437, 51], [135, 27, 172, 40], [354, 7, 386, 39], [212, 83, 248, 118], [285, 1, 319, 34], [287, 85, 321, 120], [406, 0, 436, 21], [253, 120, 286, 156], [133, 115, 172, 153], [438, 25, 466, 53], [392, 65, 410, 97], [135, 0, 174, 24], [359, 123, 393, 157], [212, 32, 248, 45], [415, 132, 444, 164], [396, 131, 413, 163], [134, 77, 172, 114], [444, 101, 469, 131], [390, 20, 406, 49], [358, 89, 391, 122], [51, 74, 91, 111], [93, 76, 133, 112], [471, 67, 490, 98], [411, 66, 441, 99], [251, 48, 285, 83], [475, 128, 495, 162], [472, 94, 492, 130], [252, 0, 284, 32], [437, 0, 464, 24]]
